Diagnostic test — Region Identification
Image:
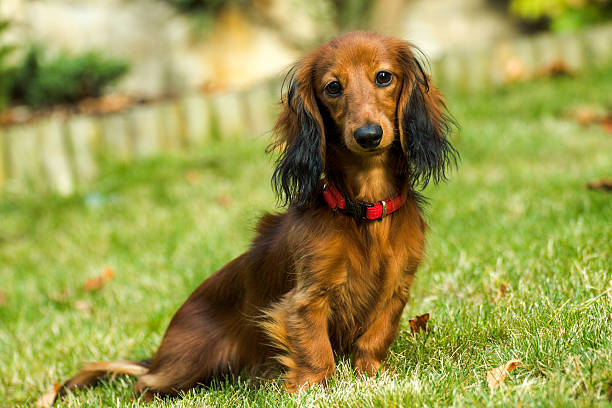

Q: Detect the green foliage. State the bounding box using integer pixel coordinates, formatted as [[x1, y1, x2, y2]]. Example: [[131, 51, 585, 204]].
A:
[[166, 0, 248, 12], [0, 20, 16, 109], [5, 47, 129, 108], [330, 0, 376, 30], [510, 0, 612, 31]]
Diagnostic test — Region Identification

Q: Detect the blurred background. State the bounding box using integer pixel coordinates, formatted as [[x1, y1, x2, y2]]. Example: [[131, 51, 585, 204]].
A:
[[0, 0, 610, 193], [0, 0, 611, 194]]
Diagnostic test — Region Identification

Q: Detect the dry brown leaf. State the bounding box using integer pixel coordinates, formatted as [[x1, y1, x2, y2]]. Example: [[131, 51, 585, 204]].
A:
[[494, 282, 509, 303], [586, 179, 612, 192], [486, 359, 522, 389], [600, 117, 612, 135], [35, 383, 61, 408], [216, 194, 233, 208], [409, 313, 430, 334], [84, 267, 114, 291], [567, 106, 600, 126], [184, 170, 200, 184], [562, 105, 611, 128]]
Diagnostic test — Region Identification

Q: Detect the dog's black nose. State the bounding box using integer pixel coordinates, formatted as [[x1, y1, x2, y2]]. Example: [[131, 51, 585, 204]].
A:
[[354, 124, 383, 149]]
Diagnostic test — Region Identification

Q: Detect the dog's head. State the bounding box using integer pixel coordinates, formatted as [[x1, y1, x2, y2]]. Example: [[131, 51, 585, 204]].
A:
[[271, 32, 458, 208]]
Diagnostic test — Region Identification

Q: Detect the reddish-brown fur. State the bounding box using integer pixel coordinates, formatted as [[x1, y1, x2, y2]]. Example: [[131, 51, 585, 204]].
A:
[[57, 32, 456, 401]]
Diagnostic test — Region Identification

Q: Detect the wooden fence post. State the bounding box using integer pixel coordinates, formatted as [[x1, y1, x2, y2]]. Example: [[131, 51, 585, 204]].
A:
[[160, 101, 186, 151], [67, 115, 99, 184], [210, 92, 247, 140], [101, 113, 132, 160], [39, 117, 74, 194], [441, 53, 465, 92], [532, 33, 562, 72], [562, 33, 585, 71], [6, 124, 44, 192], [181, 93, 212, 146], [583, 25, 612, 65], [244, 83, 275, 139], [130, 105, 162, 157]]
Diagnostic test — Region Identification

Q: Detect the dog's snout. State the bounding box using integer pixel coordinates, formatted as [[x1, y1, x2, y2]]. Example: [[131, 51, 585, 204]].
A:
[[354, 124, 383, 149]]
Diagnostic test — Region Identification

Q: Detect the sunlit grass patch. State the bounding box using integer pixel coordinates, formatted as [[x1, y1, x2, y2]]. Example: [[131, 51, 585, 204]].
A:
[[1, 65, 611, 407]]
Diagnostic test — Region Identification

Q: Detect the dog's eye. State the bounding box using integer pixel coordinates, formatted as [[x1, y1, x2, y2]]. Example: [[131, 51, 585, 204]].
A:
[[375, 71, 393, 87], [325, 81, 342, 97]]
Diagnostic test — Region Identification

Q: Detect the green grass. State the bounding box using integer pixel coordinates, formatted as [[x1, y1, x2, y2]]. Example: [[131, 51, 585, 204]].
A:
[[1, 65, 611, 407]]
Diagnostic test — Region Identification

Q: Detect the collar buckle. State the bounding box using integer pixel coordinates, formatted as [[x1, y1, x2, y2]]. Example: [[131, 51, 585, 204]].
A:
[[343, 199, 373, 220]]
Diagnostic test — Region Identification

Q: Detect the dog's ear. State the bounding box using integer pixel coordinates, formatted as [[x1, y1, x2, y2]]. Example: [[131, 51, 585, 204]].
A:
[[396, 45, 458, 189], [269, 59, 325, 208]]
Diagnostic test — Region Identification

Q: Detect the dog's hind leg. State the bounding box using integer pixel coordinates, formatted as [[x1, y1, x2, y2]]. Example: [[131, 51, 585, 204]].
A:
[[133, 295, 254, 398]]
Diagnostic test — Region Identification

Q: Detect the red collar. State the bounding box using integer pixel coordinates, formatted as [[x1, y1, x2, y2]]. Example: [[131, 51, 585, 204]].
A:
[[322, 181, 406, 220]]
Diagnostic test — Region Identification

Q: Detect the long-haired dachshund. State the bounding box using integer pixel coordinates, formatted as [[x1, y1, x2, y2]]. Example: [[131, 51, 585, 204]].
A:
[[57, 31, 457, 401]]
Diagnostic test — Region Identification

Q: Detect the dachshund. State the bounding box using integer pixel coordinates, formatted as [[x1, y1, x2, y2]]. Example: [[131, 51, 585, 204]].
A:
[[56, 31, 457, 402]]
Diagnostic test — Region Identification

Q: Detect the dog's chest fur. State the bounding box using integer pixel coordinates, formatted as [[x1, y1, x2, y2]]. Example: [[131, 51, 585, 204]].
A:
[[326, 214, 422, 352]]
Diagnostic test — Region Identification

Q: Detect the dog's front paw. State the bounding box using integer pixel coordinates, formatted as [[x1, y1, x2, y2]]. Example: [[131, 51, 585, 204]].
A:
[[353, 357, 383, 377], [283, 365, 335, 393]]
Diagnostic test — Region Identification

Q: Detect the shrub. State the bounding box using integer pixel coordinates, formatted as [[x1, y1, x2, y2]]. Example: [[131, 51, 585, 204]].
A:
[[166, 0, 247, 12], [6, 47, 129, 108], [0, 20, 16, 109]]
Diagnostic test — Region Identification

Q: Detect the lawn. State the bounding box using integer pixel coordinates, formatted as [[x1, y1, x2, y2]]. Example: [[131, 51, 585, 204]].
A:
[[1, 65, 611, 407]]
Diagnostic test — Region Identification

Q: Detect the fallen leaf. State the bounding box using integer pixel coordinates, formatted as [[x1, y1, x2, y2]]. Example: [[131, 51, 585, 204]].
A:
[[184, 170, 200, 184], [74, 300, 92, 313], [35, 383, 61, 408], [494, 282, 509, 302], [486, 359, 523, 389], [600, 116, 612, 135], [586, 179, 612, 192], [566, 106, 600, 126], [84, 267, 114, 291], [216, 194, 233, 207], [409, 313, 430, 334], [562, 105, 611, 127]]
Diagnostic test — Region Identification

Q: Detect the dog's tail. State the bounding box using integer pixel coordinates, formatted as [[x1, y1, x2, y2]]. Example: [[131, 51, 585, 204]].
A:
[[55, 360, 150, 401]]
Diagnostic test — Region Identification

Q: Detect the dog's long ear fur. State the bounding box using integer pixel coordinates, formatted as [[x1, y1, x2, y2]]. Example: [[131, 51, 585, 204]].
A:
[[396, 44, 458, 189], [269, 59, 325, 208]]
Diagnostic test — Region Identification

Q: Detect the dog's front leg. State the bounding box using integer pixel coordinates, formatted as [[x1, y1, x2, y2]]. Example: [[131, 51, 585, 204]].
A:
[[265, 288, 335, 392], [352, 293, 408, 377]]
